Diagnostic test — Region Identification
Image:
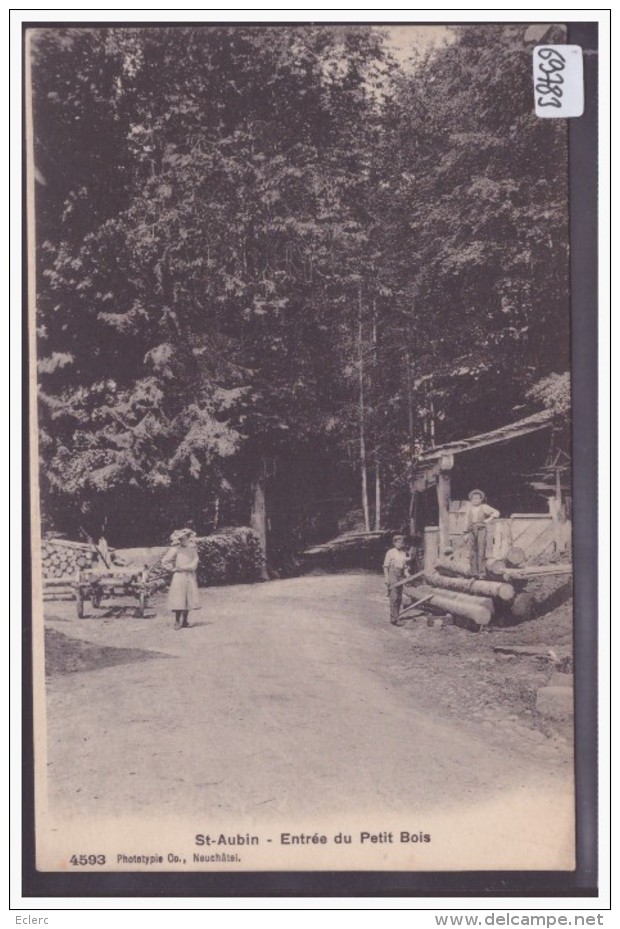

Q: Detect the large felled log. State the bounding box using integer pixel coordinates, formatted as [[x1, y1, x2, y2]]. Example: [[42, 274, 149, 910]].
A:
[[46, 538, 85, 549], [511, 592, 535, 620], [425, 571, 515, 602], [303, 530, 391, 554], [416, 585, 494, 612], [505, 546, 526, 567], [501, 563, 573, 580], [434, 558, 474, 579], [410, 585, 493, 626], [487, 559, 508, 577], [44, 576, 77, 587], [302, 529, 395, 572]]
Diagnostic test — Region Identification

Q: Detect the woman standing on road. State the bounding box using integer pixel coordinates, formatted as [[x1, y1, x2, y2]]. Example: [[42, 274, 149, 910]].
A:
[[161, 528, 201, 629]]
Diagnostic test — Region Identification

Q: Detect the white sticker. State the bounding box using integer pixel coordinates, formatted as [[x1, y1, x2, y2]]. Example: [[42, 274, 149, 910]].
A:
[[533, 45, 584, 118]]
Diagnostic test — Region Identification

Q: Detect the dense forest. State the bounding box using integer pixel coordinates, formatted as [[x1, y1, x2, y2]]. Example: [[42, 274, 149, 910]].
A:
[[31, 24, 570, 562]]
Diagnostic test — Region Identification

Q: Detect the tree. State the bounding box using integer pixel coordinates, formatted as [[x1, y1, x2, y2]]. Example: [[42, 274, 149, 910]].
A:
[[32, 25, 394, 549], [32, 25, 571, 553]]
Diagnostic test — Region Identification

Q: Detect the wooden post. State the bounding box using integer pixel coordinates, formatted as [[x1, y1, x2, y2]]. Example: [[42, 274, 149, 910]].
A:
[[550, 468, 564, 553], [437, 471, 451, 552], [549, 494, 561, 554], [423, 526, 440, 571], [437, 455, 454, 554]]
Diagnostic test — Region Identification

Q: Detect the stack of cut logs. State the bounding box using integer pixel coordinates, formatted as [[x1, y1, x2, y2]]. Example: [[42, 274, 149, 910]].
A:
[[403, 546, 541, 629], [42, 539, 95, 601]]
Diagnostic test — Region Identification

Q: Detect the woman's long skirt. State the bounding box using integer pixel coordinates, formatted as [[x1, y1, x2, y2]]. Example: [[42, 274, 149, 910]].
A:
[[167, 572, 201, 611]]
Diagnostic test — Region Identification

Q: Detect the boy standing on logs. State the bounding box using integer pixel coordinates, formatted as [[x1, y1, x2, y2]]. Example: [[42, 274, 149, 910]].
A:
[[383, 534, 409, 626], [464, 489, 499, 578]]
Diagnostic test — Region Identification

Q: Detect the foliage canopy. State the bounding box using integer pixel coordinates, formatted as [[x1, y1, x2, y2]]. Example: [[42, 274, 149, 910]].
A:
[[32, 24, 570, 548]]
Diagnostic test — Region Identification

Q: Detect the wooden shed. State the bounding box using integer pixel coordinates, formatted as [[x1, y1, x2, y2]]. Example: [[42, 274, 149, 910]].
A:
[[410, 410, 571, 567]]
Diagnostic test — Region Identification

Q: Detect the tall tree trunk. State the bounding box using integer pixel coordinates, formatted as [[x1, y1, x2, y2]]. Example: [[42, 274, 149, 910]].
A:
[[358, 285, 370, 532], [405, 295, 420, 536], [250, 459, 270, 580], [409, 488, 419, 539], [405, 349, 415, 461], [372, 298, 381, 531], [405, 349, 416, 536]]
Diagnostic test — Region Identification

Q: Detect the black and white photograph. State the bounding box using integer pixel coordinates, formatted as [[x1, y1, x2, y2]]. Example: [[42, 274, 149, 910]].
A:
[[24, 20, 596, 881]]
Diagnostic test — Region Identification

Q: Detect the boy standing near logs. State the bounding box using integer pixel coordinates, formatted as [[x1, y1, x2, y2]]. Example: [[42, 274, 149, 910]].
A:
[[383, 534, 409, 626], [464, 489, 499, 578]]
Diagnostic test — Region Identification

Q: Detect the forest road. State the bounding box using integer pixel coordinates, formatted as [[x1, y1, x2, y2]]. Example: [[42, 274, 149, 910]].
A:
[[43, 574, 574, 868]]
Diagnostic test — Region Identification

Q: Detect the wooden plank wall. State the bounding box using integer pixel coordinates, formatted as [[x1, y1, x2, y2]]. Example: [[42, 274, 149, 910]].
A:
[[444, 513, 572, 563]]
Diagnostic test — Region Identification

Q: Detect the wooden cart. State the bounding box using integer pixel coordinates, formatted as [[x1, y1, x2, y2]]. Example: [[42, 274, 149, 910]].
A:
[[74, 566, 152, 618]]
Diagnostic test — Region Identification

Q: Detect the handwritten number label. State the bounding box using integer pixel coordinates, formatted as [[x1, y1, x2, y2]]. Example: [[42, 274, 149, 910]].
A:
[[533, 45, 583, 118], [535, 47, 565, 109]]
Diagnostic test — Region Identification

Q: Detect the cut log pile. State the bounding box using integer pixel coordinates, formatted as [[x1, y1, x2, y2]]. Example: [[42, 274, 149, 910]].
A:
[[402, 551, 572, 629], [41, 528, 266, 604], [303, 530, 392, 556], [41, 539, 96, 578], [407, 584, 494, 627], [302, 530, 394, 571], [424, 571, 515, 602], [42, 575, 79, 602], [42, 539, 96, 601]]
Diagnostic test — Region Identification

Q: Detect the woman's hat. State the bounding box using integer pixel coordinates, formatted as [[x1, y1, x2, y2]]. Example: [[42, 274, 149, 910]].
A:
[[170, 527, 196, 543], [468, 489, 486, 501]]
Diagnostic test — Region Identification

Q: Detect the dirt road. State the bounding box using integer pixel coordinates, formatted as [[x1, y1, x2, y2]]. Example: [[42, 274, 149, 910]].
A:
[[42, 573, 572, 836]]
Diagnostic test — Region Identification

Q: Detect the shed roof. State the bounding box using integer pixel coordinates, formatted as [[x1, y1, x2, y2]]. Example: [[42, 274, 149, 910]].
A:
[[415, 409, 555, 466]]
